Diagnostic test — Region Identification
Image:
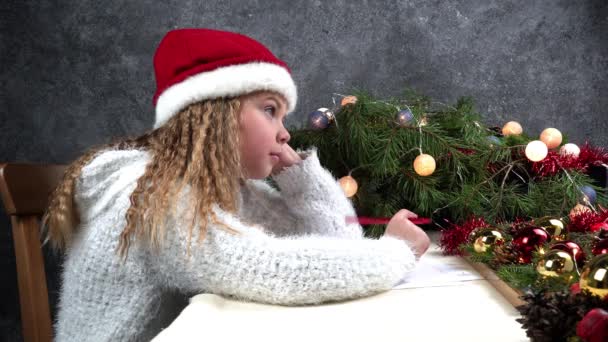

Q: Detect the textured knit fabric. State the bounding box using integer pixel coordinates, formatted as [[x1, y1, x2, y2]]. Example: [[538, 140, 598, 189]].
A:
[[54, 148, 417, 341]]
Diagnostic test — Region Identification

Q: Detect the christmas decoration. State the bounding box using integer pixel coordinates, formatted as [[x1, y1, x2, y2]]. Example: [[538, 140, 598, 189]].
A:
[[292, 93, 606, 227], [340, 95, 357, 106], [570, 203, 592, 218], [492, 243, 522, 265], [289, 88, 608, 342], [550, 241, 586, 266], [592, 239, 608, 256], [502, 121, 523, 136], [418, 116, 428, 127], [413, 154, 436, 176], [487, 135, 502, 147], [580, 185, 597, 205], [569, 208, 608, 233], [592, 222, 608, 234], [517, 290, 608, 342], [512, 226, 550, 263], [472, 228, 504, 253], [534, 216, 566, 241], [395, 108, 414, 127], [525, 140, 549, 162], [308, 108, 333, 130], [577, 308, 608, 342], [439, 218, 489, 255], [338, 175, 358, 198], [579, 254, 608, 298], [536, 250, 576, 278], [539, 128, 563, 149], [532, 143, 608, 178], [561, 143, 581, 158]]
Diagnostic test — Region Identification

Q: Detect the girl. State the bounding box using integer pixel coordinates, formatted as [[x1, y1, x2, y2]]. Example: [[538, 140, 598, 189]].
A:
[[43, 28, 430, 341]]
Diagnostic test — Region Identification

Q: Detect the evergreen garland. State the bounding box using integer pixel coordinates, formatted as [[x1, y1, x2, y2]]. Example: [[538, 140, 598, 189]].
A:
[[290, 91, 603, 234]]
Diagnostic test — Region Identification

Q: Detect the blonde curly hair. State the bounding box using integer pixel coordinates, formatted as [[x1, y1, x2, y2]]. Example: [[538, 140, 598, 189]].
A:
[[42, 97, 243, 257]]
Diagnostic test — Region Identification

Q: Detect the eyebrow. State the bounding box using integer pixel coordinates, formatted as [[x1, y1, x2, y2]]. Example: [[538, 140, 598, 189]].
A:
[[264, 95, 287, 112]]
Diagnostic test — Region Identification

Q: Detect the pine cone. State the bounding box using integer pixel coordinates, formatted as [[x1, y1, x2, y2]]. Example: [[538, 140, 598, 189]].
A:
[[492, 242, 520, 266], [516, 290, 608, 342]]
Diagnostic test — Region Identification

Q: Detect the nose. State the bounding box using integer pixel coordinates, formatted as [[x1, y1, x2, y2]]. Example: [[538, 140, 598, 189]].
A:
[[278, 126, 290, 144]]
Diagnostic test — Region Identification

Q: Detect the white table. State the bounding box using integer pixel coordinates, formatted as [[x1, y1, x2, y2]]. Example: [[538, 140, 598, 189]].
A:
[[153, 239, 530, 342]]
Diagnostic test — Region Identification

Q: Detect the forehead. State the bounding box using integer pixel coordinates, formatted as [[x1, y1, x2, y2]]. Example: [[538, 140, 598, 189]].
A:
[[245, 91, 287, 107]]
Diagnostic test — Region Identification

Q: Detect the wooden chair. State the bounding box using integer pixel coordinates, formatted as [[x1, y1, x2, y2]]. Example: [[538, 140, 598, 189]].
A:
[[0, 163, 67, 342]]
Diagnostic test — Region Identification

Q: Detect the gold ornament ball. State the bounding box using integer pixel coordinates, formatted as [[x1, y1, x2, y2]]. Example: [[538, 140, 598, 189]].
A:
[[413, 154, 436, 176], [536, 250, 575, 278], [580, 253, 608, 298], [570, 203, 592, 218], [534, 216, 566, 240], [341, 95, 358, 106], [502, 121, 523, 136], [473, 229, 504, 253], [525, 140, 548, 162], [539, 128, 563, 149], [560, 143, 581, 158], [338, 175, 358, 198]]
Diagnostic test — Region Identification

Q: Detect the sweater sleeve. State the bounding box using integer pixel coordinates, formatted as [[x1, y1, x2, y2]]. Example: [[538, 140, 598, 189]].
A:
[[74, 149, 416, 306], [239, 149, 364, 239], [153, 205, 416, 305]]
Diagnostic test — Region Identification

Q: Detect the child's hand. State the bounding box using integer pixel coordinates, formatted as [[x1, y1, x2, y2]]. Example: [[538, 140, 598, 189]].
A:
[[271, 144, 302, 175], [384, 209, 431, 258]]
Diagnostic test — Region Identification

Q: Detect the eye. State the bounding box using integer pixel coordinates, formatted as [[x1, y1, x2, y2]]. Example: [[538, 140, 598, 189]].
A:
[[264, 105, 276, 117]]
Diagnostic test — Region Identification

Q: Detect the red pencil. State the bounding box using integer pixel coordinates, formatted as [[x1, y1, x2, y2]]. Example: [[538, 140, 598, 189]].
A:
[[346, 216, 432, 225]]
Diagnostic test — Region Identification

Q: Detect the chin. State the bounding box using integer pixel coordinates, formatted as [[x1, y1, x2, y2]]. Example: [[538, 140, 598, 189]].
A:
[[246, 166, 272, 179]]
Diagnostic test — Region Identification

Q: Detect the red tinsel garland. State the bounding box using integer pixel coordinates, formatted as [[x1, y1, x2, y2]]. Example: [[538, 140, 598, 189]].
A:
[[439, 217, 489, 255], [568, 207, 608, 233], [531, 143, 608, 178]]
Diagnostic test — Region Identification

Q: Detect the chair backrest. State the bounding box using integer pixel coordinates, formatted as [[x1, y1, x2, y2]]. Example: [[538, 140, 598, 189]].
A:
[[0, 163, 67, 342]]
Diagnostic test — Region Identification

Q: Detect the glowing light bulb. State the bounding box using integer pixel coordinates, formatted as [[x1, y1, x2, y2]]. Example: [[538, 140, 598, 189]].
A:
[[560, 143, 580, 158], [338, 175, 358, 197], [413, 154, 436, 176], [539, 128, 563, 149], [340, 95, 358, 106], [525, 140, 548, 162], [502, 121, 523, 136]]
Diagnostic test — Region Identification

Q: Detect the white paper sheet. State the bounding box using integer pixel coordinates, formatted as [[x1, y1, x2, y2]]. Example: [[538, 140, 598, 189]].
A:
[[393, 246, 483, 289]]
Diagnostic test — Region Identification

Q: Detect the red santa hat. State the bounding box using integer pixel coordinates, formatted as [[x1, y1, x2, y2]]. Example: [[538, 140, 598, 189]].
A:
[[152, 28, 297, 129]]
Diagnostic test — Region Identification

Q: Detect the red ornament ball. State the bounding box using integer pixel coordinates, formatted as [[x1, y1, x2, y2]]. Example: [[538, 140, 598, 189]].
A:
[[592, 239, 608, 256], [512, 227, 550, 263], [550, 241, 586, 266], [577, 308, 608, 342]]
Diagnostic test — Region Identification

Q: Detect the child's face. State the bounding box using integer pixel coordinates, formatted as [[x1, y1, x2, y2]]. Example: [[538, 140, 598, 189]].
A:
[[239, 91, 290, 179]]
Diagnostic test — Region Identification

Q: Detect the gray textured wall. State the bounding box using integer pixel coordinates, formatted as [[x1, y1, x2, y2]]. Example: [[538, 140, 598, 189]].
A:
[[1, 0, 607, 340]]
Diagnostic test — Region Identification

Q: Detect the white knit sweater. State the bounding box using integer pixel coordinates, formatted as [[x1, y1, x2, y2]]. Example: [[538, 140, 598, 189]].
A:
[[54, 149, 417, 341]]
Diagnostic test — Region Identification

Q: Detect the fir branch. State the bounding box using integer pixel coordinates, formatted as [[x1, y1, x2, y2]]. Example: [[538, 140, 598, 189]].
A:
[[496, 264, 538, 290]]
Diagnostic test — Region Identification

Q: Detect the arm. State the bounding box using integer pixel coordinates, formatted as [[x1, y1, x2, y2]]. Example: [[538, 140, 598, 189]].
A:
[[75, 149, 417, 305], [154, 205, 416, 306], [239, 149, 363, 239]]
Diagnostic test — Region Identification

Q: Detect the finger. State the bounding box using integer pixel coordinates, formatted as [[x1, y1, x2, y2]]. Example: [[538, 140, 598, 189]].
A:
[[396, 209, 416, 220], [287, 146, 300, 161], [402, 209, 418, 219]]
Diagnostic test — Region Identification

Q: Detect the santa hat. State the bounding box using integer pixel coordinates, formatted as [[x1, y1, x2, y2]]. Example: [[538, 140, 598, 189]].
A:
[[152, 28, 297, 129]]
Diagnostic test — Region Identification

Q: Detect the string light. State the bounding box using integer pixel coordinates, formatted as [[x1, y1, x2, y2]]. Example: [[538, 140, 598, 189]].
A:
[[502, 121, 523, 136], [413, 154, 436, 176], [540, 128, 563, 149], [338, 175, 358, 197], [560, 143, 581, 158], [525, 140, 549, 162]]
